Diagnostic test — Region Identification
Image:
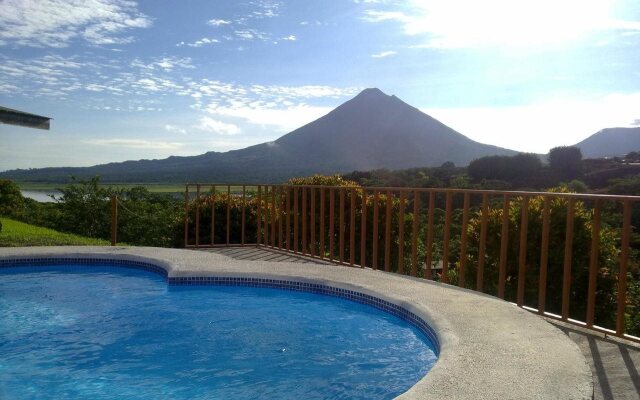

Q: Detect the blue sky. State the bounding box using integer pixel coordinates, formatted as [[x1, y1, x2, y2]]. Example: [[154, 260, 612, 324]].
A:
[[1, 0, 640, 171]]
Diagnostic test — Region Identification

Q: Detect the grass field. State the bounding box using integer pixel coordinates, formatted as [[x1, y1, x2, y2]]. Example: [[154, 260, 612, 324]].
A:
[[17, 182, 187, 193], [17, 182, 261, 197], [0, 218, 111, 247]]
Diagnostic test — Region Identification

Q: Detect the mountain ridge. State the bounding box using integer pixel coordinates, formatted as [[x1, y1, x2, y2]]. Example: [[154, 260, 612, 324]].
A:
[[1, 88, 518, 183], [573, 127, 640, 158]]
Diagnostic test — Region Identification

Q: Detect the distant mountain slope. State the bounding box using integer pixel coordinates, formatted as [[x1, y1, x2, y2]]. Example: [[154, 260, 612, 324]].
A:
[[1, 88, 516, 183], [574, 127, 640, 158]]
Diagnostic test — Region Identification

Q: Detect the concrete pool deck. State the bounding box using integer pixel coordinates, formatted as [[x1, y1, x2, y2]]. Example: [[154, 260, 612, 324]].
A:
[[0, 246, 593, 399]]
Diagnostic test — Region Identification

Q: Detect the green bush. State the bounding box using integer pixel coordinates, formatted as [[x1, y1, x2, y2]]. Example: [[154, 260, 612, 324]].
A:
[[186, 190, 259, 246], [464, 187, 620, 329], [286, 174, 358, 187]]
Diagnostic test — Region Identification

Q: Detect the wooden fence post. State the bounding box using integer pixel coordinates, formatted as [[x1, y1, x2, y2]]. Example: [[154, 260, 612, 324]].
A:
[[111, 196, 118, 246]]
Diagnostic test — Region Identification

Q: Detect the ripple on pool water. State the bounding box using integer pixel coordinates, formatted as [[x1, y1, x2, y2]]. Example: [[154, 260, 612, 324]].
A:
[[0, 265, 437, 400]]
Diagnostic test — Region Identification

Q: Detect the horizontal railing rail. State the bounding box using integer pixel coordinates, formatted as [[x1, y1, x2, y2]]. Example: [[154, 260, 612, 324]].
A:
[[184, 183, 640, 343]]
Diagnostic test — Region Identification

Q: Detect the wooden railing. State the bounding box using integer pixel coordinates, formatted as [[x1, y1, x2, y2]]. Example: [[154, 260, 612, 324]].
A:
[[184, 184, 640, 343]]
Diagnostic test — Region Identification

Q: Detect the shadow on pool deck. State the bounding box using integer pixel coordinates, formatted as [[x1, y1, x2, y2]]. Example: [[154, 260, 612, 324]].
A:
[[206, 246, 640, 400], [206, 246, 334, 265], [547, 321, 640, 400]]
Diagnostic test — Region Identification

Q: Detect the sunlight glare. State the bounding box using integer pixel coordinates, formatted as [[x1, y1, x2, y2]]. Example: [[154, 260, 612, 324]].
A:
[[406, 0, 620, 48]]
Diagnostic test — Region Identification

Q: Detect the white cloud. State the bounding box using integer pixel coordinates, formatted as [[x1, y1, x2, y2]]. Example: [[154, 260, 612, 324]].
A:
[[34, 55, 86, 69], [0, 54, 99, 99], [371, 50, 397, 58], [85, 83, 107, 92], [299, 20, 322, 26], [362, 10, 410, 24], [131, 56, 194, 71], [177, 37, 220, 47], [250, 0, 282, 19], [423, 92, 640, 153], [206, 104, 332, 132], [3, 51, 360, 134], [281, 35, 297, 41], [195, 117, 241, 135], [249, 84, 360, 98], [84, 139, 183, 150], [0, 0, 152, 48], [0, 82, 19, 93], [204, 2, 284, 43], [362, 0, 640, 49], [0, 53, 197, 110], [189, 82, 359, 131], [134, 78, 162, 92], [165, 124, 187, 135], [207, 19, 231, 26], [234, 29, 270, 41]]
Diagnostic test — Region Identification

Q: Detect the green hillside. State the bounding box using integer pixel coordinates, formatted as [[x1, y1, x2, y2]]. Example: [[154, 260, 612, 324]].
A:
[[0, 218, 111, 247]]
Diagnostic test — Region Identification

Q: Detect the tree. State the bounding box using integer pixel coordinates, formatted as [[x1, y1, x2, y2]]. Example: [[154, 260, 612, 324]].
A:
[[51, 176, 183, 246], [511, 153, 542, 177], [548, 146, 583, 180], [467, 153, 541, 187], [53, 176, 115, 238], [440, 161, 456, 169], [0, 179, 25, 217], [468, 155, 510, 182], [625, 151, 640, 162], [567, 179, 588, 193], [607, 176, 640, 195]]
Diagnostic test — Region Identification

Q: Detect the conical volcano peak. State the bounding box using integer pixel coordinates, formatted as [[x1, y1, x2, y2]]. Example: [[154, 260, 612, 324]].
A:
[[340, 87, 404, 112], [352, 88, 390, 101], [358, 87, 386, 96]]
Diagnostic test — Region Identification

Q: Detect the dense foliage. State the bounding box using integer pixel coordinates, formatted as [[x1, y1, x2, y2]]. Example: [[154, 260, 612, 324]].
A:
[[285, 175, 403, 268], [286, 174, 358, 187], [0, 179, 24, 216], [2, 177, 183, 247], [344, 165, 468, 188], [464, 190, 620, 327], [185, 188, 259, 246], [467, 153, 542, 187]]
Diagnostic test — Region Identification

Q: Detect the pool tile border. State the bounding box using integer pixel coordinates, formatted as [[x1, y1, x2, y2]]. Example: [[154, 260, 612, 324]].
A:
[[0, 257, 439, 353], [0, 257, 168, 276]]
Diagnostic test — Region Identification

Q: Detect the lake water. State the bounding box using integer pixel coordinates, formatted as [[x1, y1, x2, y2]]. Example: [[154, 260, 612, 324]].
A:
[[21, 190, 61, 203]]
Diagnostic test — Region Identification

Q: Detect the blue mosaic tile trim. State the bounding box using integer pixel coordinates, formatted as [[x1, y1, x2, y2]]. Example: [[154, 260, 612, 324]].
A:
[[0, 257, 439, 353], [0, 257, 168, 277], [170, 276, 440, 352]]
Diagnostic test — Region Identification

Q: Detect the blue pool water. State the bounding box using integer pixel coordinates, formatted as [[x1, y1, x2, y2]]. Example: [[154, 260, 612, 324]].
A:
[[0, 264, 437, 400]]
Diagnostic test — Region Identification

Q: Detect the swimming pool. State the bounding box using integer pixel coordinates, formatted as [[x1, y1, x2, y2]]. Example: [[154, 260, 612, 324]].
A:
[[0, 262, 438, 400]]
